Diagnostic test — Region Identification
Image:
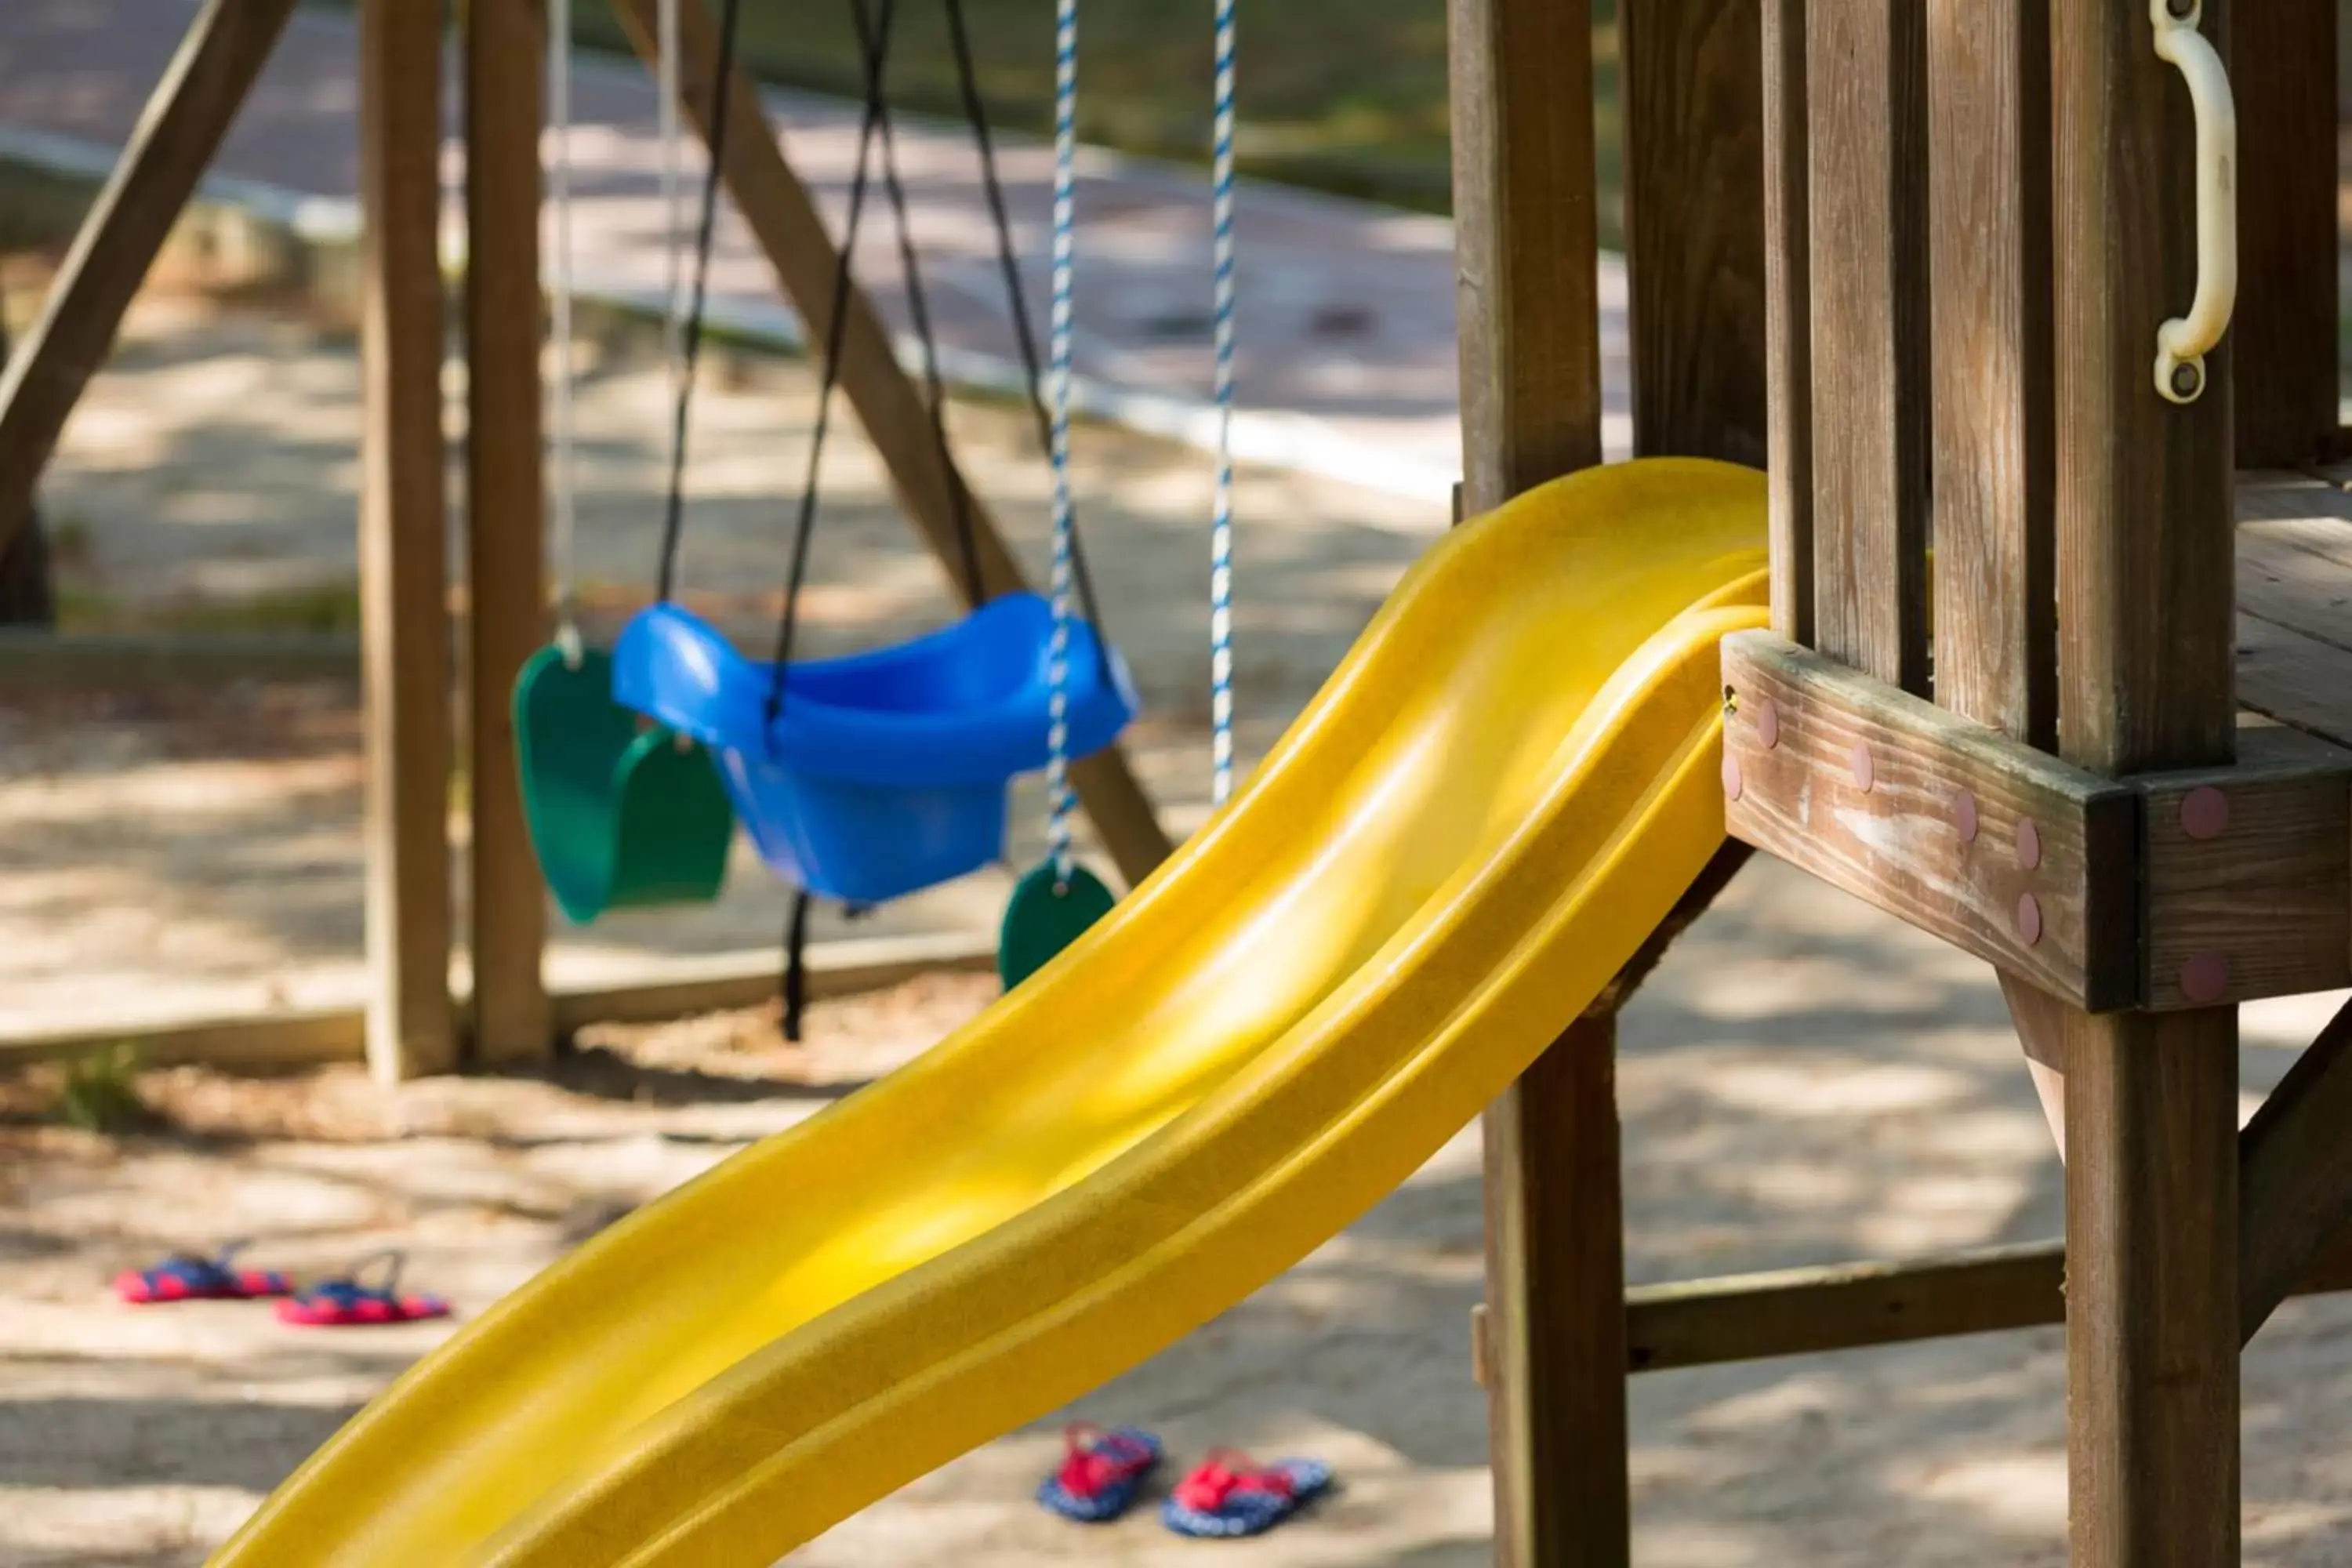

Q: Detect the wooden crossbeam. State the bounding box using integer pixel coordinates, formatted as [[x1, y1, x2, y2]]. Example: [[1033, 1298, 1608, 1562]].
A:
[[1627, 1229, 2352, 1375], [2238, 998, 2352, 1340], [1723, 633, 2352, 1011], [0, 0, 301, 561], [1722, 630, 2140, 1007], [608, 0, 1171, 889]]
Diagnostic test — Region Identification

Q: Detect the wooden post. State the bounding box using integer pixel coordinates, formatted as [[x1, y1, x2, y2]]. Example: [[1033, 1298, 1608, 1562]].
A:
[[463, 0, 553, 1065], [0, 0, 300, 561], [358, 0, 457, 1081], [608, 0, 1171, 890], [1451, 0, 1623, 1562], [2053, 0, 2239, 1559], [2230, 0, 2336, 469], [1479, 1018, 1628, 1566], [1450, 0, 1603, 501], [1621, 0, 1767, 465], [1926, 0, 2063, 1142], [1761, 0, 1812, 644], [1804, 0, 1929, 692]]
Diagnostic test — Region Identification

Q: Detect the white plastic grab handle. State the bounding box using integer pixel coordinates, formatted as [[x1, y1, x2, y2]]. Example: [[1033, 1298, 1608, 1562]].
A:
[[2151, 0, 2236, 405]]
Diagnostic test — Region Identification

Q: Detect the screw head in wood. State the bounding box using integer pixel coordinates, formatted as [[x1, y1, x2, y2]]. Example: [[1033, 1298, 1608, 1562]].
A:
[[1722, 753, 1744, 802], [1849, 743, 1874, 791], [1757, 697, 1780, 750], [2180, 785, 2229, 840], [2169, 360, 2204, 401], [1954, 789, 1979, 844], [2016, 818, 2042, 870], [2016, 892, 2043, 946], [2181, 951, 2229, 1004]]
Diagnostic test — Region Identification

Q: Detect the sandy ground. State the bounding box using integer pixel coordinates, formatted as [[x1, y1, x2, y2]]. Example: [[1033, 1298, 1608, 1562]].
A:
[[9, 283, 2352, 1566]]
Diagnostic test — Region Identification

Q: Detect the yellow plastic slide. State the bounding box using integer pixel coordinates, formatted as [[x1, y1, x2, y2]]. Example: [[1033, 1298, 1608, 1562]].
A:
[[215, 459, 1767, 1567]]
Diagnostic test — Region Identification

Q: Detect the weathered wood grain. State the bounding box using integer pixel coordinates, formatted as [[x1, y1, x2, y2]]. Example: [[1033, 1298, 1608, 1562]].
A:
[[1621, 0, 1766, 465], [1449, 0, 1602, 506], [1450, 3, 1622, 1559], [1625, 1225, 2352, 1374], [1760, 0, 1812, 642], [2053, 0, 2241, 1552], [1926, 0, 2053, 745], [1804, 0, 1929, 691], [2230, 0, 2339, 469], [2240, 999, 2352, 1341], [1721, 631, 2138, 1008], [2138, 726, 2352, 1010]]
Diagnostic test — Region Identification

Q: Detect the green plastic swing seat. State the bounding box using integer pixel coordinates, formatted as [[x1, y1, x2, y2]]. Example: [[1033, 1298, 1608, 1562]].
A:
[[514, 644, 735, 924]]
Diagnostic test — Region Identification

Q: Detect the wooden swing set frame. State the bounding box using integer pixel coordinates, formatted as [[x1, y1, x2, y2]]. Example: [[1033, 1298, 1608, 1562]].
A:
[[0, 0, 1173, 1083]]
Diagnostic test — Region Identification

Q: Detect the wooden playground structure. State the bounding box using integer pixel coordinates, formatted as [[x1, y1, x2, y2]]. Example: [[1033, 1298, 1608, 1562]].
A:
[[1456, 0, 2352, 1563], [8, 0, 2352, 1561], [0, 0, 1174, 1080]]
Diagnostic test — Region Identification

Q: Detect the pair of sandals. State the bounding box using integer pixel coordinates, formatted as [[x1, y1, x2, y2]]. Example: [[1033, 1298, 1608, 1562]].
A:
[[1037, 1424, 1331, 1539], [113, 1243, 449, 1327]]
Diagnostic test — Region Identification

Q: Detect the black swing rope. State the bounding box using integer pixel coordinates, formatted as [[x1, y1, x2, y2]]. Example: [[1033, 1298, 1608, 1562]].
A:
[[652, 0, 746, 604], [760, 0, 1130, 1039]]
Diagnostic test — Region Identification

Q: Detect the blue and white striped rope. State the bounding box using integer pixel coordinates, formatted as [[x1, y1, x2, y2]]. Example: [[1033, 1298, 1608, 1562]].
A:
[[1044, 0, 1080, 886], [1208, 0, 1237, 806], [549, 0, 579, 665]]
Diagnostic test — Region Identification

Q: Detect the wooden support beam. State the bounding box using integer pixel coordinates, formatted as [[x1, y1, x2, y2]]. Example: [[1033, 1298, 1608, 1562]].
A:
[[2238, 998, 2352, 1340], [1480, 1014, 1628, 1567], [0, 931, 999, 1071], [1722, 631, 2140, 1009], [358, 0, 456, 1082], [463, 0, 553, 1066], [0, 0, 302, 561], [1449, 0, 1603, 502], [1724, 637, 2351, 1011], [1760, 0, 1812, 644], [608, 0, 1170, 890], [1925, 0, 2053, 748], [2053, 0, 2241, 1555], [1450, 0, 1624, 1560], [1803, 0, 1929, 691], [2137, 727, 2352, 1010], [2230, 0, 2338, 469], [1621, 0, 1766, 465], [1627, 1228, 2352, 1374]]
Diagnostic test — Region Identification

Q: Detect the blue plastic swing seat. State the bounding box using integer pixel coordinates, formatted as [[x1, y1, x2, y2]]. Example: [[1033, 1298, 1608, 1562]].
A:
[[611, 593, 1136, 905]]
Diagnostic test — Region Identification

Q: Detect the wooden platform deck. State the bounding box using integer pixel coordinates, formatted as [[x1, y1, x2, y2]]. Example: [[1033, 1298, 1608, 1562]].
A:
[[2237, 466, 2352, 750]]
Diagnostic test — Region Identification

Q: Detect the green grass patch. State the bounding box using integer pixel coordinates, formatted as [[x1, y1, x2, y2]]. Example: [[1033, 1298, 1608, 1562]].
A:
[[58, 580, 364, 637], [55, 1041, 148, 1134]]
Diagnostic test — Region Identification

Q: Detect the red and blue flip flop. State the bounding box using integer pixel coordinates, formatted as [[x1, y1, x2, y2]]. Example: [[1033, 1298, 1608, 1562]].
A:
[[1161, 1448, 1333, 1538], [274, 1250, 449, 1327], [1036, 1423, 1164, 1523], [114, 1240, 292, 1304]]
